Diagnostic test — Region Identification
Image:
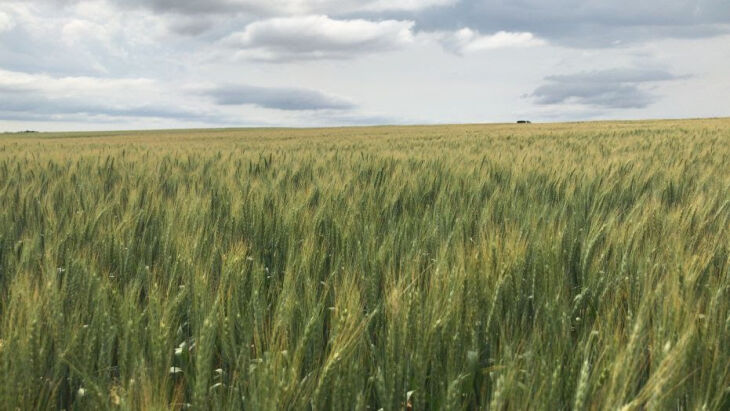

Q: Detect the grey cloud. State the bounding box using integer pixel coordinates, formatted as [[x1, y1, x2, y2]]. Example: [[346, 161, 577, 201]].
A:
[[363, 0, 730, 47], [35, 0, 452, 15], [531, 68, 683, 109], [532, 84, 655, 109], [24, 0, 730, 50], [167, 18, 216, 36], [114, 0, 268, 16], [0, 84, 215, 122], [544, 69, 682, 85], [28, 0, 243, 14], [205, 84, 356, 111]]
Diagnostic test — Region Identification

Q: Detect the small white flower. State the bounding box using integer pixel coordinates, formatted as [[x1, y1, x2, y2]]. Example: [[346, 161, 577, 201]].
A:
[[467, 350, 478, 363], [57, 267, 65, 274], [175, 341, 187, 356], [169, 367, 183, 375], [77, 388, 86, 397]]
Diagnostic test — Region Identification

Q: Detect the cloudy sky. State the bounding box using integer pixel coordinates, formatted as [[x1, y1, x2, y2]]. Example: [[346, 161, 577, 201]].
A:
[[0, 0, 728, 131]]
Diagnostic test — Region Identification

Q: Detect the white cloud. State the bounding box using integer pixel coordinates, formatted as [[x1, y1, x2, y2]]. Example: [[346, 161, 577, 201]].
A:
[[223, 15, 415, 62], [438, 29, 546, 55], [0, 11, 15, 33], [61, 19, 111, 46], [0, 69, 153, 93], [0, 2, 183, 75]]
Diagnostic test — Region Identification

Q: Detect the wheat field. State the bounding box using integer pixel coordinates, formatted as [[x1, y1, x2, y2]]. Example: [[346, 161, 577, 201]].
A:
[[0, 119, 728, 410]]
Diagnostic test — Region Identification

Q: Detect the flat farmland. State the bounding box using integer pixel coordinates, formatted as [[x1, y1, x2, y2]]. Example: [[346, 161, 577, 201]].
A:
[[0, 119, 728, 409]]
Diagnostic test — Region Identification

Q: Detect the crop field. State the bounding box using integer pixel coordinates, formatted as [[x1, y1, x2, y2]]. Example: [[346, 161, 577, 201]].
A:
[[0, 119, 728, 410]]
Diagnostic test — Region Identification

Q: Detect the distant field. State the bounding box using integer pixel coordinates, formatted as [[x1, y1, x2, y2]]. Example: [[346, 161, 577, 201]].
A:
[[0, 119, 728, 409]]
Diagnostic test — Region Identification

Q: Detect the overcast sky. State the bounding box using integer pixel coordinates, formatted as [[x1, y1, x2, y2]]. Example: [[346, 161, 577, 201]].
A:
[[0, 0, 728, 131]]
